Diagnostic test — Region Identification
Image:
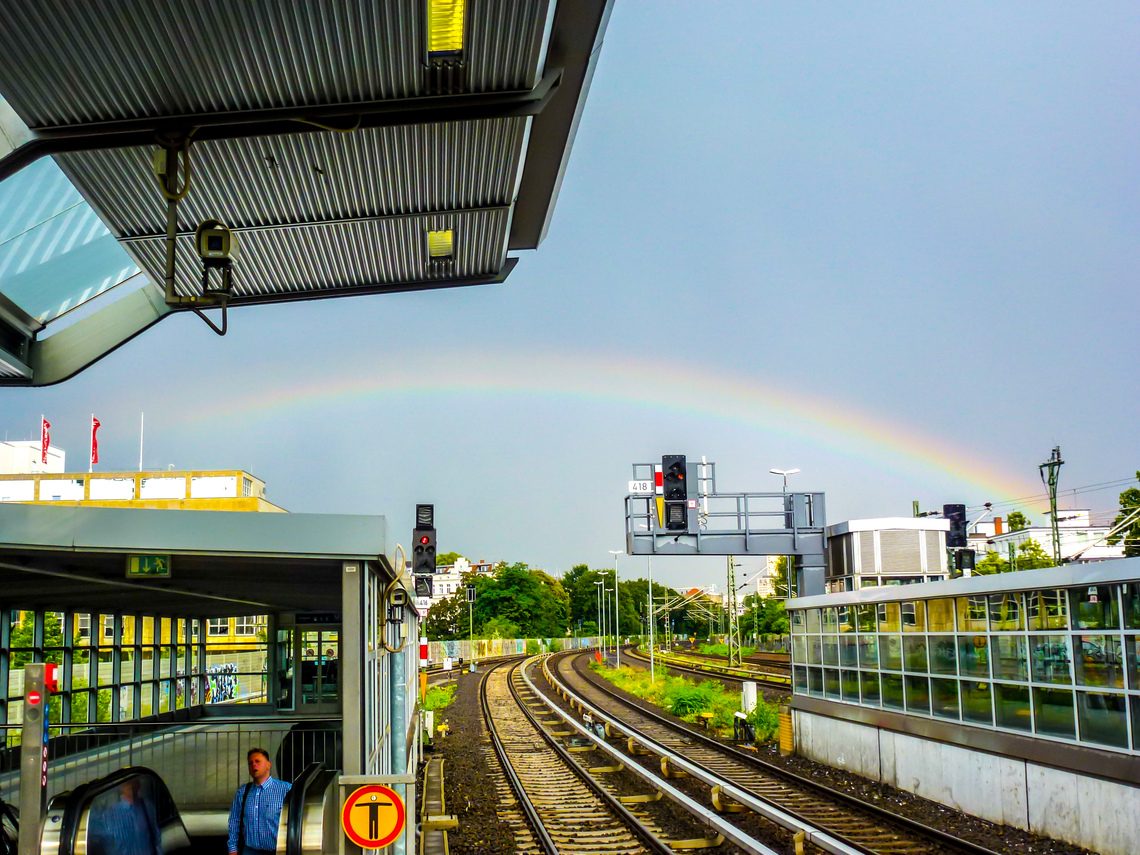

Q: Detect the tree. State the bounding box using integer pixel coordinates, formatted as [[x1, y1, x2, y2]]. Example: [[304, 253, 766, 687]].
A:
[[479, 616, 521, 639], [1107, 471, 1140, 558], [771, 557, 790, 598], [435, 551, 463, 567], [973, 539, 1053, 575], [1007, 511, 1030, 531], [424, 595, 466, 640]]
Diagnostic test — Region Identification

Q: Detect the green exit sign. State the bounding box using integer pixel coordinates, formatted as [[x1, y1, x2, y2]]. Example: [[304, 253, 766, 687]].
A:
[[127, 554, 172, 578]]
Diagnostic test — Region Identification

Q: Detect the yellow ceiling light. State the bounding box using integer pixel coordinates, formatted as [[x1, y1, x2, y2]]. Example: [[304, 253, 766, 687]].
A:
[[427, 229, 454, 259], [427, 0, 465, 57]]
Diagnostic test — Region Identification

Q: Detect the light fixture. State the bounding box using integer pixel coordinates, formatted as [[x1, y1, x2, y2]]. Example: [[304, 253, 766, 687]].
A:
[[427, 0, 465, 59], [427, 228, 454, 260]]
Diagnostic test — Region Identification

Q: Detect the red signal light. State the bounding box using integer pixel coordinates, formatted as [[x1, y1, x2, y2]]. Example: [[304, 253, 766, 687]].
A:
[[419, 536, 430, 544]]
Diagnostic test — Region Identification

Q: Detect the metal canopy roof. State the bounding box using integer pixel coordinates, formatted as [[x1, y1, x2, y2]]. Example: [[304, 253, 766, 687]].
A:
[[0, 0, 613, 385], [0, 503, 393, 616]]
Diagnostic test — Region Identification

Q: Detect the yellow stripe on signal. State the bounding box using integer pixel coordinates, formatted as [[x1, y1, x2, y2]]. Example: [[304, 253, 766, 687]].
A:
[[656, 496, 665, 528]]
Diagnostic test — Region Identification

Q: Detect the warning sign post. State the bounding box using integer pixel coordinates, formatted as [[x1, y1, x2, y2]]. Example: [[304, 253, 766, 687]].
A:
[[342, 784, 406, 849]]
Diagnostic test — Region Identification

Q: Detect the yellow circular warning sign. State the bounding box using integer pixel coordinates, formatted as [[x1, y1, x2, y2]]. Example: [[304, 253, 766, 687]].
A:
[[342, 784, 405, 848]]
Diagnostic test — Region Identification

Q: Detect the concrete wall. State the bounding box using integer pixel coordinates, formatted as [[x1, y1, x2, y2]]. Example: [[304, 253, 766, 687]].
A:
[[794, 710, 1140, 855]]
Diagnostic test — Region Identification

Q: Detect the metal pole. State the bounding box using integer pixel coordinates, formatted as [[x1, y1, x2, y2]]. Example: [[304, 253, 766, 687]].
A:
[[613, 556, 621, 668], [595, 582, 602, 653], [647, 556, 655, 683], [468, 599, 473, 672]]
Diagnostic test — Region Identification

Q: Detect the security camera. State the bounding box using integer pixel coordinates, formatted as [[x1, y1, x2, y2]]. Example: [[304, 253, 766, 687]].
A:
[[195, 219, 238, 262]]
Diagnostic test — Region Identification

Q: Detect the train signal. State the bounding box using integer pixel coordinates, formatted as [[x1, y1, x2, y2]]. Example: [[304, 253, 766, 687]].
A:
[[412, 503, 436, 576], [661, 455, 688, 531], [943, 503, 967, 548]]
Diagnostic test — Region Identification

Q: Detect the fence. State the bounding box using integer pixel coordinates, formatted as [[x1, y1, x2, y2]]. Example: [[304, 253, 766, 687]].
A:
[[426, 636, 600, 665], [0, 719, 341, 809]]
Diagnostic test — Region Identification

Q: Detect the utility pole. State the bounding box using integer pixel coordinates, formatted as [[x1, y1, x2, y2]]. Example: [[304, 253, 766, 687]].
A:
[[1040, 447, 1064, 566], [647, 556, 656, 682], [726, 556, 742, 666]]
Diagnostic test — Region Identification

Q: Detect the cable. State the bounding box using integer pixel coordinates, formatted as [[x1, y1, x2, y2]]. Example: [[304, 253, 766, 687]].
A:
[[291, 115, 361, 134]]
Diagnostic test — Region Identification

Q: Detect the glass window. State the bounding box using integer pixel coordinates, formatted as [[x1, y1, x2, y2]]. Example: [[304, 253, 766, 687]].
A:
[[1127, 636, 1140, 691], [807, 668, 823, 696], [860, 671, 881, 705], [994, 683, 1032, 732], [958, 636, 990, 678], [1030, 635, 1072, 685], [824, 668, 841, 699], [1124, 584, 1140, 630], [877, 603, 901, 633], [956, 596, 987, 632], [879, 636, 902, 671], [821, 608, 837, 632], [993, 636, 1028, 682], [791, 610, 805, 634], [961, 681, 993, 725], [927, 599, 955, 632], [840, 670, 860, 702], [905, 675, 930, 714], [1074, 635, 1124, 689], [208, 619, 228, 636], [234, 616, 258, 637], [76, 613, 91, 641], [857, 635, 878, 669], [839, 636, 858, 668], [805, 609, 821, 633], [855, 604, 876, 632], [1027, 589, 1069, 631], [931, 678, 959, 719], [1071, 586, 1121, 630], [860, 578, 879, 588], [901, 601, 926, 632], [793, 666, 808, 693], [792, 635, 806, 664], [989, 594, 1023, 631], [822, 635, 839, 666], [903, 637, 928, 673], [808, 637, 822, 665], [102, 615, 115, 640], [836, 606, 854, 633], [881, 674, 904, 710], [929, 635, 957, 675], [1033, 688, 1075, 739], [1077, 691, 1128, 748]]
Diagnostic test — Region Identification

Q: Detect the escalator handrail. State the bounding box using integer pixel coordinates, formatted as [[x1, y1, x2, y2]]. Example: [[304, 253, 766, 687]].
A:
[[286, 762, 324, 855]]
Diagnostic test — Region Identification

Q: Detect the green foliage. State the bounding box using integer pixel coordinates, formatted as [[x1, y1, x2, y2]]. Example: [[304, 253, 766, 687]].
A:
[[524, 639, 540, 656], [698, 642, 756, 658], [435, 552, 463, 567], [973, 538, 1054, 575], [1108, 472, 1140, 558], [421, 684, 455, 711], [548, 639, 562, 653], [747, 703, 781, 742], [1007, 511, 1030, 531], [479, 616, 520, 639], [741, 596, 789, 637]]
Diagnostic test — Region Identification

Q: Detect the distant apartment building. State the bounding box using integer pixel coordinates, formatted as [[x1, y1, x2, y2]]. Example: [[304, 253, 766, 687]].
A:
[[824, 517, 951, 593], [415, 556, 496, 616], [0, 440, 65, 474], [973, 511, 1123, 564]]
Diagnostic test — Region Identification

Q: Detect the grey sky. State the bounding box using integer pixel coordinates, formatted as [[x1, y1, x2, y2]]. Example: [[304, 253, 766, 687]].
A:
[[3, 2, 1137, 593]]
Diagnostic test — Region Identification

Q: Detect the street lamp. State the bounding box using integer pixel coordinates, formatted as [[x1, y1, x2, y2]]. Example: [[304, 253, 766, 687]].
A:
[[769, 468, 800, 492], [594, 580, 604, 654], [609, 550, 624, 667]]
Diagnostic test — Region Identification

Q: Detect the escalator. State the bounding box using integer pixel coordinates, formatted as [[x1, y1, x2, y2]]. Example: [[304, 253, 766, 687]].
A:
[[30, 762, 339, 854]]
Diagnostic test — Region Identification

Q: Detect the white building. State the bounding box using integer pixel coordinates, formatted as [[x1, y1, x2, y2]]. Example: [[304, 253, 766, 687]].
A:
[[0, 441, 64, 474], [414, 556, 496, 616], [976, 511, 1124, 564], [825, 517, 951, 592]]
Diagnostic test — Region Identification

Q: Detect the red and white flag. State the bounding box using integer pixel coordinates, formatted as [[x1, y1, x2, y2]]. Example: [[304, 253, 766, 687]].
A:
[[40, 417, 50, 464], [90, 416, 101, 466]]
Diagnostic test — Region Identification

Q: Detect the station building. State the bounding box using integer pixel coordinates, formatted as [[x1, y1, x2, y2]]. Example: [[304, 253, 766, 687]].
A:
[[823, 517, 951, 592], [787, 558, 1140, 855]]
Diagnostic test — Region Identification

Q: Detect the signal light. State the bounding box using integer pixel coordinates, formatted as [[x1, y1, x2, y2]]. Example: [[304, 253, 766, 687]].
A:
[[661, 455, 688, 531], [944, 503, 967, 548], [413, 504, 436, 576]]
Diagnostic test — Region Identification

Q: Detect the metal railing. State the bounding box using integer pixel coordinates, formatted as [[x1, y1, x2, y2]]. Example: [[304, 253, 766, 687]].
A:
[[0, 718, 341, 809]]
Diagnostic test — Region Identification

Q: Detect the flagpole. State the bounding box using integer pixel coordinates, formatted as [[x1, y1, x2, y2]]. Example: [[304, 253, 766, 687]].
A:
[[89, 414, 93, 473], [138, 412, 144, 472]]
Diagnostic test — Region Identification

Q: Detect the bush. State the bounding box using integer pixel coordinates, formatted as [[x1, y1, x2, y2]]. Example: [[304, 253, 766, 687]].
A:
[[524, 639, 540, 656], [747, 702, 780, 742], [548, 639, 562, 653], [422, 684, 455, 711]]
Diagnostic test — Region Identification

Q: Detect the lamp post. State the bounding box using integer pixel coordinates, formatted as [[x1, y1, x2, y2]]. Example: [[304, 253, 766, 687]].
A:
[[609, 550, 623, 667], [603, 587, 613, 663], [769, 468, 800, 492], [594, 580, 604, 654]]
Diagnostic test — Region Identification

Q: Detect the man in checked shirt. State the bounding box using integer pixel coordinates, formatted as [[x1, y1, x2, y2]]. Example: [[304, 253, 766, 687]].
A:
[[227, 748, 292, 855]]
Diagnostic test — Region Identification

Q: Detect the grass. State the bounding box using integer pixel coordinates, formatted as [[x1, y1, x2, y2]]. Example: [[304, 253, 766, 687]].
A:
[[421, 683, 456, 711], [698, 642, 757, 658], [589, 664, 780, 742]]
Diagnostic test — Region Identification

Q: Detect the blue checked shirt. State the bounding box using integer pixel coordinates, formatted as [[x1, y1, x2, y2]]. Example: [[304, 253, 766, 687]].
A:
[[226, 776, 292, 853]]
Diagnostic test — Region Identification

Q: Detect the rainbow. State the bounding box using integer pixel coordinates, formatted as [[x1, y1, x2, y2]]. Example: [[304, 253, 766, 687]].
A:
[[182, 348, 1038, 504]]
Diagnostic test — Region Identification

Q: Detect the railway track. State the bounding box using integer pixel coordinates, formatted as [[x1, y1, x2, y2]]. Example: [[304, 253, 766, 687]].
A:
[[479, 658, 676, 855], [545, 651, 1001, 855]]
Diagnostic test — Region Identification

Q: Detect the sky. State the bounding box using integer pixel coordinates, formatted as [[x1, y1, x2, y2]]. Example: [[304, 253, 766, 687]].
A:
[[2, 3, 1138, 594]]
